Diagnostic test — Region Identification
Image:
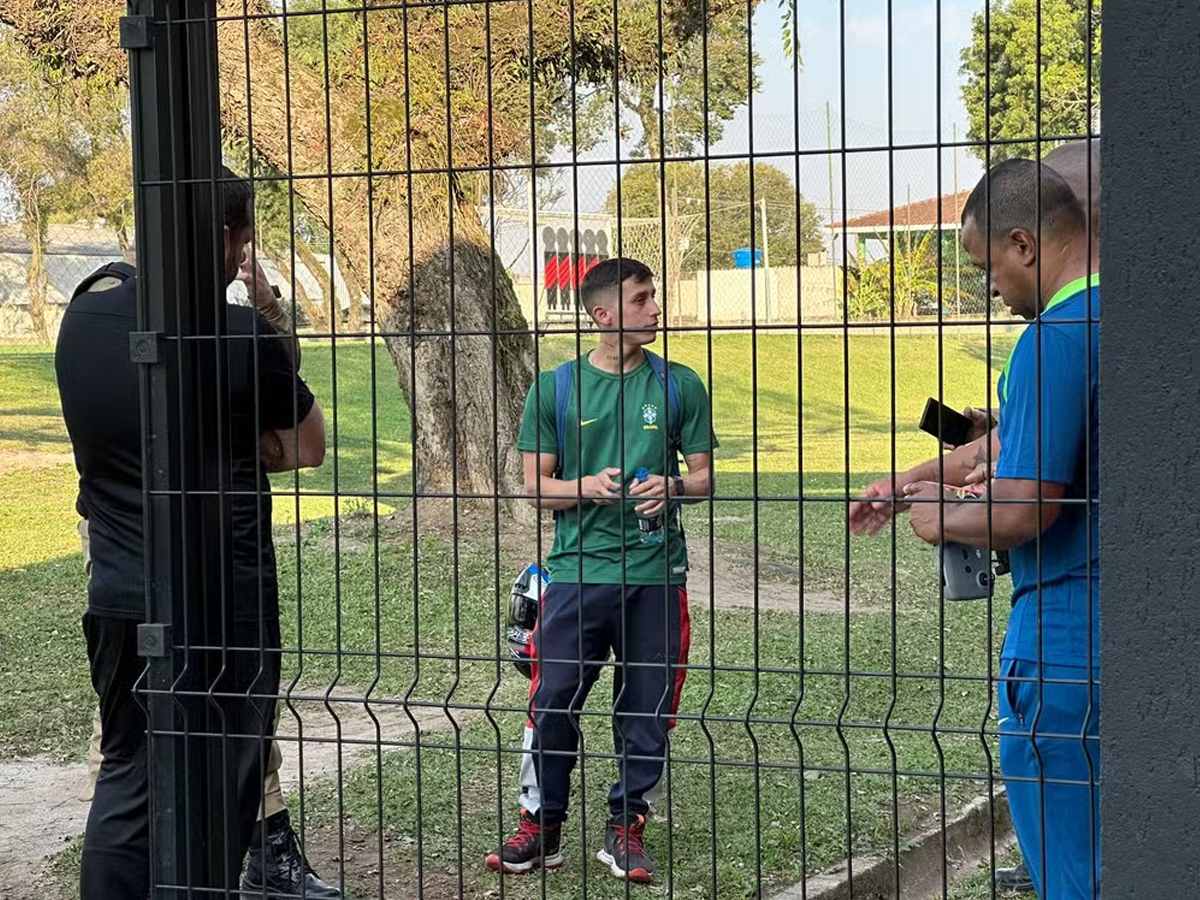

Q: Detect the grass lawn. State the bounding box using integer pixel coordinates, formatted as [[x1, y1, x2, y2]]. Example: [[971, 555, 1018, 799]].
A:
[[1, 329, 1022, 897]]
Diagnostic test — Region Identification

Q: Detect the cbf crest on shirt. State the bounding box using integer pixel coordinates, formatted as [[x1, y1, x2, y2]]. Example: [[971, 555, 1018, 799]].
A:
[[517, 352, 718, 586]]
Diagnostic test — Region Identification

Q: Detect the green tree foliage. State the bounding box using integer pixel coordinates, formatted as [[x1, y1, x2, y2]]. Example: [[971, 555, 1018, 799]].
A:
[[578, 7, 759, 161], [777, 0, 802, 67], [1, 0, 762, 497], [846, 230, 965, 320], [0, 26, 130, 338], [960, 0, 1101, 163], [608, 161, 823, 270]]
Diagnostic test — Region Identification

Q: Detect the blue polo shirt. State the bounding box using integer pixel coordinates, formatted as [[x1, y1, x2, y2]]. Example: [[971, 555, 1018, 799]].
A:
[[995, 276, 1100, 671]]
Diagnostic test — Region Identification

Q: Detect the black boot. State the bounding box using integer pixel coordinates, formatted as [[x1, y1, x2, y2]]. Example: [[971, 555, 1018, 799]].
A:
[[242, 809, 343, 899], [994, 860, 1035, 893]]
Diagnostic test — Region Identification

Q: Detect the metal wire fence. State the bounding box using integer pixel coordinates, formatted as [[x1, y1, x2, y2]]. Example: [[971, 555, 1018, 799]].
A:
[[0, 0, 1115, 898], [0, 224, 125, 343]]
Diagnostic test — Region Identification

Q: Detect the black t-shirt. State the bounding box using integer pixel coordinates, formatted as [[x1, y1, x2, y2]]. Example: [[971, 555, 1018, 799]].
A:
[[56, 277, 315, 622]]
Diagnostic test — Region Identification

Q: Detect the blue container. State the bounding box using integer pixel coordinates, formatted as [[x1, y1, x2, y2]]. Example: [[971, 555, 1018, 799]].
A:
[[733, 247, 763, 269]]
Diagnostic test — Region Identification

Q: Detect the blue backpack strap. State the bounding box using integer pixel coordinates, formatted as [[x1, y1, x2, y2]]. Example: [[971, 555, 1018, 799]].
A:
[[643, 350, 682, 476], [553, 360, 577, 478]]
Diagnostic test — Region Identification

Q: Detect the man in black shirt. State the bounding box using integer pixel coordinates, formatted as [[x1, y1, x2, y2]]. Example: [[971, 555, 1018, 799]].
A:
[[56, 167, 326, 900], [72, 250, 343, 898]]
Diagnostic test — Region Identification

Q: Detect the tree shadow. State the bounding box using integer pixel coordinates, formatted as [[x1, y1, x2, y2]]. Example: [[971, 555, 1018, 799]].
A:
[[0, 423, 72, 449], [0, 406, 62, 418], [957, 334, 1020, 372]]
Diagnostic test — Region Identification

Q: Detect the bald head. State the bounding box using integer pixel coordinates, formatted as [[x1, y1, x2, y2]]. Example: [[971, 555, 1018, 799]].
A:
[[1044, 140, 1100, 246]]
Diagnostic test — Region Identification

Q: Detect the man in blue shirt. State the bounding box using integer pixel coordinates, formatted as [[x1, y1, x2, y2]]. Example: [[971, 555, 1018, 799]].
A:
[[949, 140, 1101, 503], [898, 158, 1100, 899]]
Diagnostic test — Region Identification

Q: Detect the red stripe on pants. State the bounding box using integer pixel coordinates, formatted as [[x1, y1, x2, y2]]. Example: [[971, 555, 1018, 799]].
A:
[[524, 584, 548, 729], [669, 586, 690, 731]]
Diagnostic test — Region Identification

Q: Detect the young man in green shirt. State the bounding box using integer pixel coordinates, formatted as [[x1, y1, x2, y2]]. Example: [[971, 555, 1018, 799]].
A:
[[485, 258, 716, 884]]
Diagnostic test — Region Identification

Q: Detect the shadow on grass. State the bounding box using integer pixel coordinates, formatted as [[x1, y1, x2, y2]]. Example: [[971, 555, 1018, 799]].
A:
[[958, 334, 1021, 373], [3, 508, 1012, 900]]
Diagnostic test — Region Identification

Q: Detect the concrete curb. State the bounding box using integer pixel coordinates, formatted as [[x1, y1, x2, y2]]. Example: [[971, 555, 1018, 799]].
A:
[[770, 789, 1016, 900]]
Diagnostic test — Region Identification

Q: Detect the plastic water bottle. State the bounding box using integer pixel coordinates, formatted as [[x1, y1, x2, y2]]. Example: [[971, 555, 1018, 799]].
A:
[[633, 467, 664, 546]]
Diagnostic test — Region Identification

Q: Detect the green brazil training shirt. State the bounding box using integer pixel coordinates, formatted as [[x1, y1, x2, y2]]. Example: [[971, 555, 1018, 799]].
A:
[[517, 350, 718, 586]]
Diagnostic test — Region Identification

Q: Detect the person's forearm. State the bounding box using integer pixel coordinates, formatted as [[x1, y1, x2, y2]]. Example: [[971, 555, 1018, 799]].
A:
[[934, 503, 1022, 550], [262, 403, 326, 472], [922, 492, 1047, 551], [530, 474, 588, 511], [257, 293, 301, 367], [905, 434, 998, 487], [674, 468, 712, 503], [530, 468, 713, 510]]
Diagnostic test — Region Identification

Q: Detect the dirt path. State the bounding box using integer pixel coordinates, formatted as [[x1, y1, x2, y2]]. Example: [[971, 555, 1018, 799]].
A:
[[376, 504, 874, 617], [689, 554, 874, 614], [0, 687, 471, 900], [0, 450, 74, 474], [0, 515, 871, 896], [0, 757, 87, 898]]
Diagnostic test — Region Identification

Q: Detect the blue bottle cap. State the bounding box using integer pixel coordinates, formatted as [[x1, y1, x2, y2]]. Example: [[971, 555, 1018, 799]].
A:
[[635, 467, 649, 481]]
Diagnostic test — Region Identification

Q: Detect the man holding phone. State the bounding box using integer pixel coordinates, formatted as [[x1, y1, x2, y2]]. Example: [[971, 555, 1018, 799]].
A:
[[852, 141, 1102, 897], [853, 158, 1101, 899], [953, 139, 1101, 493]]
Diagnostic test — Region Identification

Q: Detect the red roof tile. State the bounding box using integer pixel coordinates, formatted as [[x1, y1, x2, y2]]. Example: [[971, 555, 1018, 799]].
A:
[[830, 190, 971, 231]]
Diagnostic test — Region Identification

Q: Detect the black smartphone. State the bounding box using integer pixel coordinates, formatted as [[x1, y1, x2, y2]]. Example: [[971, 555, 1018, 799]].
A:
[[919, 397, 974, 448]]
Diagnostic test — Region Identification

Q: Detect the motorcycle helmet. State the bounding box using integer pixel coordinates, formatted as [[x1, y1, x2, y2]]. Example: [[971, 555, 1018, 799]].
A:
[[506, 564, 550, 679]]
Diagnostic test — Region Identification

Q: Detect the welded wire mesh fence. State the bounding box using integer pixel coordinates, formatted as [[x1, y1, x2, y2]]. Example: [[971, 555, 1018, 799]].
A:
[[0, 0, 1110, 898]]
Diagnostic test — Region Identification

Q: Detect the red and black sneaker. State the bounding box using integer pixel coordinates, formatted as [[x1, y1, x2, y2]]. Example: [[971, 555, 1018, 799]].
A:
[[485, 809, 564, 874], [597, 812, 654, 884]]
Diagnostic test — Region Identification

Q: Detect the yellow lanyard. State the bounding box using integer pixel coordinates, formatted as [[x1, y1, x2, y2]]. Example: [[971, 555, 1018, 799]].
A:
[[999, 274, 1099, 403]]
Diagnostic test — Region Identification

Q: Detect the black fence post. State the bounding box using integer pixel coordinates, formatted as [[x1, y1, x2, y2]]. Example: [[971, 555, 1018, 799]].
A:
[[1101, 0, 1200, 893], [125, 0, 227, 895]]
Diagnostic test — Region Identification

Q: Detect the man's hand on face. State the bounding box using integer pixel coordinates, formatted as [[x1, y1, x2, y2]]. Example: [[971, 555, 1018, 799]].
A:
[[237, 248, 277, 311], [579, 467, 623, 506]]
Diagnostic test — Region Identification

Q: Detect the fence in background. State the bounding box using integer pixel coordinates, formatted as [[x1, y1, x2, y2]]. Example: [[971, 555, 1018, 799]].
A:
[[5, 0, 1196, 897]]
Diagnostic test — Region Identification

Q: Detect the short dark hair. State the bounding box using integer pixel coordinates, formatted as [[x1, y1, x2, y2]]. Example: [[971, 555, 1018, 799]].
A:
[[220, 164, 253, 234], [578, 257, 654, 313], [961, 158, 1086, 245]]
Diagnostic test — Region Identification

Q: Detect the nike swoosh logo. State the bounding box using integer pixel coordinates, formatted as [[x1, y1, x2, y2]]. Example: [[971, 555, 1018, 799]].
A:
[[580, 418, 598, 427]]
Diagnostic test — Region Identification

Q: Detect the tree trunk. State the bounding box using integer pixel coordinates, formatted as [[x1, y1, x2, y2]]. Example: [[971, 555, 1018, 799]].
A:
[[290, 241, 332, 332], [633, 94, 686, 319], [20, 190, 48, 342], [378, 199, 532, 502], [333, 245, 365, 334]]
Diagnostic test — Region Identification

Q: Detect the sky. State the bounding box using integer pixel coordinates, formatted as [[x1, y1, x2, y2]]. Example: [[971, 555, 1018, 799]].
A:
[[548, 0, 987, 227], [3, 1, 991, 252]]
